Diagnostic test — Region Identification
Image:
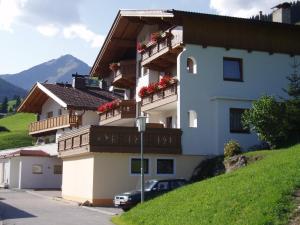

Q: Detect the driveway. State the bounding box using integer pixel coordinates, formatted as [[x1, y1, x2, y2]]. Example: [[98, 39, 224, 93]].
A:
[[0, 189, 116, 225]]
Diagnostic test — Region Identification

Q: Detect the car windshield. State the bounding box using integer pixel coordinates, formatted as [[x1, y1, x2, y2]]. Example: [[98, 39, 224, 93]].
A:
[[136, 180, 157, 191]]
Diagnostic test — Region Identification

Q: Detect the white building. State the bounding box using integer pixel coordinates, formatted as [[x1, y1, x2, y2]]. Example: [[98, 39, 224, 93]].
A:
[[21, 8, 300, 205], [0, 144, 62, 189]]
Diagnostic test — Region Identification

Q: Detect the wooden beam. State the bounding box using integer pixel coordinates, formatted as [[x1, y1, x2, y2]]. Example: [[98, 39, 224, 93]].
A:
[[111, 38, 136, 47]]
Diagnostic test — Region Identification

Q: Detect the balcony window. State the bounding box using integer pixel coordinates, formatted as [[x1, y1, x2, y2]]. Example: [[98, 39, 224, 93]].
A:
[[223, 57, 243, 81], [230, 108, 249, 133], [188, 110, 197, 128], [166, 116, 173, 128], [157, 159, 175, 175], [54, 165, 62, 174], [130, 158, 149, 175], [187, 57, 197, 74]]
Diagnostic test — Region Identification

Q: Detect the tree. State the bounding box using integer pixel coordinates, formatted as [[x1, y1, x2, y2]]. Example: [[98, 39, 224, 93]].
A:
[[283, 57, 300, 138], [0, 97, 8, 113], [14, 96, 21, 112], [242, 96, 288, 149]]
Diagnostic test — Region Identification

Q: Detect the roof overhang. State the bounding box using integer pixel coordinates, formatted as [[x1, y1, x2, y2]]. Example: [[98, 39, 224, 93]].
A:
[[90, 10, 176, 77], [0, 150, 50, 159], [18, 82, 67, 113]]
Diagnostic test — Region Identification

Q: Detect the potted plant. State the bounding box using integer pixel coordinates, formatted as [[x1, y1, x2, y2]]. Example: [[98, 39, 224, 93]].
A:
[[109, 63, 119, 72], [137, 42, 147, 53], [150, 31, 163, 43]]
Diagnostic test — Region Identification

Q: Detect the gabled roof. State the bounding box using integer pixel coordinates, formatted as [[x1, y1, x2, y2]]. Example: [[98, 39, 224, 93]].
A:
[[90, 9, 300, 77], [18, 82, 122, 113]]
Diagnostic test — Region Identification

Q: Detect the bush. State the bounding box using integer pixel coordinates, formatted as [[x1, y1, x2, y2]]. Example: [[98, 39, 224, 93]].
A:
[[242, 95, 288, 149], [224, 140, 241, 158]]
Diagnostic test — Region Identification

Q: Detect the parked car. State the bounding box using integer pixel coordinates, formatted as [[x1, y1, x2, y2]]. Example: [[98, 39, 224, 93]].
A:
[[114, 178, 187, 211]]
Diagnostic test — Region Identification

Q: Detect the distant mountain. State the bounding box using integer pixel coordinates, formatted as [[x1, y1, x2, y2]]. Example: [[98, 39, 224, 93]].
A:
[[0, 77, 27, 102], [1, 54, 91, 90]]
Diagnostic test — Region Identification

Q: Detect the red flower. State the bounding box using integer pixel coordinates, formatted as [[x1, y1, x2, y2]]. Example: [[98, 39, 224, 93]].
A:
[[150, 31, 162, 43], [137, 42, 146, 53], [138, 86, 148, 98], [147, 83, 156, 94], [97, 99, 121, 113]]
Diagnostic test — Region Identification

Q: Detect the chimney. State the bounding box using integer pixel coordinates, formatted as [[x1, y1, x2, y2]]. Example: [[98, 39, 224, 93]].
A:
[[272, 2, 291, 24], [72, 73, 86, 89]]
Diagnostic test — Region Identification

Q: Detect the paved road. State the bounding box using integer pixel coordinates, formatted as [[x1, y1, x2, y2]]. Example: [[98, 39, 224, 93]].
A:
[[0, 189, 115, 225]]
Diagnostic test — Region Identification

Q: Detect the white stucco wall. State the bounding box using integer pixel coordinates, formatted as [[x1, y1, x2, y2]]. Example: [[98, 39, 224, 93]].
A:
[[40, 98, 67, 120], [177, 45, 296, 155], [19, 156, 62, 189], [148, 109, 177, 128]]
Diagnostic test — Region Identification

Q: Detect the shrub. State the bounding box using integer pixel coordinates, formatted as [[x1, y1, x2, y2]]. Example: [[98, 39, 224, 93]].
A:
[[224, 140, 241, 158], [242, 95, 288, 149]]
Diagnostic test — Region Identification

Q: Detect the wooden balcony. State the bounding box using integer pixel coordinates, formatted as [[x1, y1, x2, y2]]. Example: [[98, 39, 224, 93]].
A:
[[99, 100, 136, 126], [141, 26, 183, 71], [112, 60, 136, 88], [58, 125, 182, 157], [29, 114, 82, 135], [141, 83, 177, 112]]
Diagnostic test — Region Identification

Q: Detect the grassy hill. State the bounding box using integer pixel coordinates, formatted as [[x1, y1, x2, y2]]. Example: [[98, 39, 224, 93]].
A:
[[113, 144, 300, 225], [0, 113, 35, 150]]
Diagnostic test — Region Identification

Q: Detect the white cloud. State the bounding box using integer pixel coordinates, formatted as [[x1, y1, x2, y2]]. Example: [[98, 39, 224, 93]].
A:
[[63, 24, 105, 48], [0, 0, 25, 31], [36, 24, 59, 37], [210, 0, 280, 18]]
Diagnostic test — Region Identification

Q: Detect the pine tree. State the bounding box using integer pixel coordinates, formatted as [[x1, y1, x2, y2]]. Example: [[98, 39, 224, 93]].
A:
[[1, 97, 8, 113], [14, 96, 21, 112]]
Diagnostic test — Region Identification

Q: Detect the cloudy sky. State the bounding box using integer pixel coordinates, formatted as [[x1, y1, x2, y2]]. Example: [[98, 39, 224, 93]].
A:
[[0, 0, 282, 74]]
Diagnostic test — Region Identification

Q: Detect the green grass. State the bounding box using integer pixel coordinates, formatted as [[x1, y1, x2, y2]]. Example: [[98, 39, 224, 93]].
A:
[[0, 113, 35, 150], [113, 144, 300, 225]]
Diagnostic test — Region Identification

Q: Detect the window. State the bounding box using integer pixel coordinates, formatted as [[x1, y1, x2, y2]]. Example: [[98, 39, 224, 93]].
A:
[[54, 165, 62, 174], [230, 108, 249, 133], [166, 117, 172, 128], [142, 67, 149, 76], [32, 164, 43, 174], [188, 110, 197, 128], [131, 158, 149, 175], [156, 181, 169, 191], [58, 109, 62, 116], [187, 57, 197, 74], [223, 57, 243, 81], [47, 111, 53, 118], [157, 159, 174, 175]]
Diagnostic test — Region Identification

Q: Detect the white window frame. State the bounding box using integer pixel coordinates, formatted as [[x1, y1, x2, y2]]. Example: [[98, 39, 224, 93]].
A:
[[155, 157, 176, 176], [129, 157, 151, 176]]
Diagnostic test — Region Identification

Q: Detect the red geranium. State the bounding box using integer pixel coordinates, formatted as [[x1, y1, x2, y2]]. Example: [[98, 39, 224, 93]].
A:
[[97, 100, 121, 113], [138, 87, 148, 98], [137, 42, 147, 53]]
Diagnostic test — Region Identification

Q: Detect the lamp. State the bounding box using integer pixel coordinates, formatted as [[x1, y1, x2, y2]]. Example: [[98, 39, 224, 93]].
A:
[[136, 115, 147, 203]]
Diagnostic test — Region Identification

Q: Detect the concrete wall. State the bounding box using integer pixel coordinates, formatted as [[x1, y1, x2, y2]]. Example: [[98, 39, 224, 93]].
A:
[[19, 156, 62, 189], [9, 157, 20, 188], [177, 45, 296, 155], [61, 153, 204, 206], [148, 109, 177, 128], [40, 98, 67, 120]]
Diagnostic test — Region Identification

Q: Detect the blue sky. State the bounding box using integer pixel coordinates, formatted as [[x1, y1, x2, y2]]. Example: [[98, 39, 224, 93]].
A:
[[0, 0, 281, 74]]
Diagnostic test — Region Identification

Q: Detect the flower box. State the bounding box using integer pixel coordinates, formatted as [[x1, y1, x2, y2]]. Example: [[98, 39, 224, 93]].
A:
[[153, 92, 163, 101]]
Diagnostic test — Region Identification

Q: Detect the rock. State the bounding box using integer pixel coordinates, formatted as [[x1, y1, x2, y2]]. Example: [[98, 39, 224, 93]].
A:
[[224, 155, 247, 173], [190, 156, 225, 182]]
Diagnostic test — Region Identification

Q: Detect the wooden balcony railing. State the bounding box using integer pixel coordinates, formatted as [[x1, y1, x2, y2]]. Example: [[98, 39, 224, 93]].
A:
[[99, 100, 136, 125], [112, 60, 136, 88], [29, 114, 82, 135], [58, 125, 182, 157], [141, 26, 183, 70], [141, 83, 178, 112]]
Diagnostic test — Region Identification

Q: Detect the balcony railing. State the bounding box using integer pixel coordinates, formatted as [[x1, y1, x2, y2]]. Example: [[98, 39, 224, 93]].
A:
[[141, 83, 177, 112], [58, 125, 182, 157], [112, 60, 136, 88], [99, 100, 136, 125], [29, 114, 82, 135], [141, 26, 183, 70]]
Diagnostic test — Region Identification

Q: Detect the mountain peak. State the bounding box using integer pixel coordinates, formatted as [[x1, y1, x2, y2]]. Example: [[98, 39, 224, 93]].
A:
[[1, 55, 91, 90]]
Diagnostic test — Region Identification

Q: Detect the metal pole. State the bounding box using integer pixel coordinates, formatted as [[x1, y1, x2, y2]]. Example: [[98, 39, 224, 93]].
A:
[[140, 131, 144, 203]]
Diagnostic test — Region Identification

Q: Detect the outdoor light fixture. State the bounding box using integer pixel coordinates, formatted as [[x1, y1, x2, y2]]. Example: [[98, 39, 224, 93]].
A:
[[136, 115, 147, 203]]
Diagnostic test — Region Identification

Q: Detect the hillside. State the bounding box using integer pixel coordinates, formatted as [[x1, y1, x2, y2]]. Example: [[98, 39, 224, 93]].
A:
[[1, 54, 91, 90], [0, 113, 35, 150], [113, 144, 300, 225], [0, 77, 27, 102]]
